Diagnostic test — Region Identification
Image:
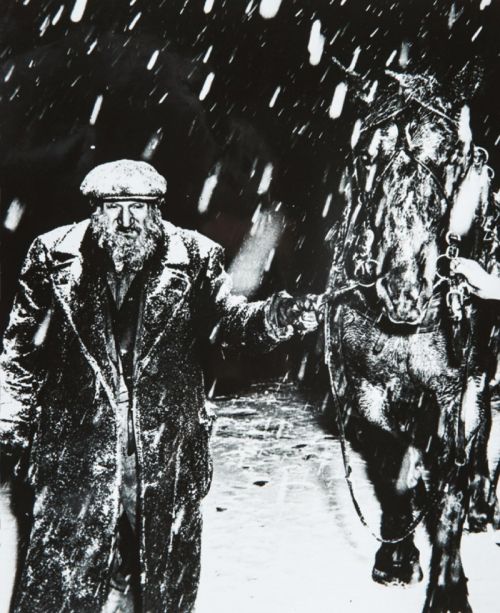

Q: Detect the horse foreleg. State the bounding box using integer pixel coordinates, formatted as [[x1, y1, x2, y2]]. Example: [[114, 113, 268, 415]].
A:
[[424, 469, 471, 613], [371, 480, 424, 586], [423, 392, 472, 613], [463, 374, 499, 531], [352, 387, 425, 586]]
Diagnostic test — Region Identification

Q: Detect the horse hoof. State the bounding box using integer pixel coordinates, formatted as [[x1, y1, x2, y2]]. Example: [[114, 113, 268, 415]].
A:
[[468, 507, 489, 533], [372, 541, 423, 586]]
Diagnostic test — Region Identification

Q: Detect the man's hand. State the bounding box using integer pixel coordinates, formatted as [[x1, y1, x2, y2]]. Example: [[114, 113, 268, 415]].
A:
[[451, 257, 500, 301], [274, 293, 321, 334]]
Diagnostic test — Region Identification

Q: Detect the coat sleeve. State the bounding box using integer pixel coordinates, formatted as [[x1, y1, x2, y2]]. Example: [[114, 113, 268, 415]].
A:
[[196, 243, 293, 353], [1, 238, 52, 456]]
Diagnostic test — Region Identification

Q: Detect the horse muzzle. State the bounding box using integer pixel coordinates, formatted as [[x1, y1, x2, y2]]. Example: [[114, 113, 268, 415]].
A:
[[376, 278, 426, 326], [385, 308, 425, 326]]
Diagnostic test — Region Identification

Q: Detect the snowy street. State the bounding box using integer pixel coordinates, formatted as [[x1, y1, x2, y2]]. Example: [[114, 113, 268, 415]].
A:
[[196, 383, 500, 613]]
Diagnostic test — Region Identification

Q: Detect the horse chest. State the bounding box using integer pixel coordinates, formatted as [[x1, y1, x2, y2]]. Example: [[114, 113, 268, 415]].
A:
[[339, 307, 450, 389]]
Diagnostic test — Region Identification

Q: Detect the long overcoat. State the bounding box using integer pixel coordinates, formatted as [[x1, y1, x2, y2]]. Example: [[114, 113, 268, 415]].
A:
[[0, 219, 283, 612]]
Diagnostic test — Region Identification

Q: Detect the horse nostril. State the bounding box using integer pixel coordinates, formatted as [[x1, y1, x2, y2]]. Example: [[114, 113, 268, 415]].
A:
[[397, 301, 410, 316], [407, 308, 421, 323], [381, 277, 397, 302], [406, 288, 419, 302]]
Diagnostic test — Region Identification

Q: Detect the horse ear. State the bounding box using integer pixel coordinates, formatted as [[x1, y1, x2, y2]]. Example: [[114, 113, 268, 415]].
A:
[[331, 56, 372, 106], [449, 60, 484, 104]]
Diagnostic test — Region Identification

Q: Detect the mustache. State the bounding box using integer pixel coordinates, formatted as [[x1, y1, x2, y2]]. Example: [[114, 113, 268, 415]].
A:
[[115, 224, 140, 235]]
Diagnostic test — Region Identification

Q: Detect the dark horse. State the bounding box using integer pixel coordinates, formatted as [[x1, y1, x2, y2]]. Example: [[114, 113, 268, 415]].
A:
[[325, 71, 499, 612]]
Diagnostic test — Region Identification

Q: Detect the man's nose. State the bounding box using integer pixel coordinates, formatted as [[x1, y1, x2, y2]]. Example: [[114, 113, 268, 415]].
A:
[[119, 207, 131, 228]]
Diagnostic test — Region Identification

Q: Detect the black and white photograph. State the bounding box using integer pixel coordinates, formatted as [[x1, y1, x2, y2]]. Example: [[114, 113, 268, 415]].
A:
[[0, 1, 499, 612]]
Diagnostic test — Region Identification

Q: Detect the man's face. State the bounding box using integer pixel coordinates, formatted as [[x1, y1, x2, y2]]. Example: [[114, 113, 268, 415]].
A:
[[102, 200, 150, 235], [91, 199, 163, 273]]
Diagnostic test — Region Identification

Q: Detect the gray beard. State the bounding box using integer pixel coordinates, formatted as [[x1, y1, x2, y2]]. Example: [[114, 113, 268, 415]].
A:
[[90, 207, 163, 274]]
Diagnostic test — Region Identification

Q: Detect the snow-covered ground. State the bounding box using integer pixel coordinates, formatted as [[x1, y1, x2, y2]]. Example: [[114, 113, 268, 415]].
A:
[[196, 383, 500, 613], [1, 383, 499, 612]]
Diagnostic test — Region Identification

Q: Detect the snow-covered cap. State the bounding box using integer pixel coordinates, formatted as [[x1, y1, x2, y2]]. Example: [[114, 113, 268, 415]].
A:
[[80, 159, 167, 202]]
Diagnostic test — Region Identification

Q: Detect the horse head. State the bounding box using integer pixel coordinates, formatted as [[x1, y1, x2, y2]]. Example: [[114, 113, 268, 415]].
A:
[[340, 70, 492, 325]]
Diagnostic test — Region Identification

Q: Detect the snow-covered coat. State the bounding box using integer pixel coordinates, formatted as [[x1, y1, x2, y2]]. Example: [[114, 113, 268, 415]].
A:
[[0, 219, 284, 612]]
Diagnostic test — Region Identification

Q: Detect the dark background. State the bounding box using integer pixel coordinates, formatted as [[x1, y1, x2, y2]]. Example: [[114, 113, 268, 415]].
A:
[[1, 0, 499, 391]]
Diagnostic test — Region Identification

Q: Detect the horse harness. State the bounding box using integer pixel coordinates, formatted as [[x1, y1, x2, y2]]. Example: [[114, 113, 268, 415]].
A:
[[326, 140, 496, 349]]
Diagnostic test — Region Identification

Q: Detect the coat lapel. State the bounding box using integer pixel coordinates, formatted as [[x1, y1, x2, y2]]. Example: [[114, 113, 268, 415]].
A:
[[47, 221, 118, 393], [45, 220, 193, 387], [136, 223, 192, 376]]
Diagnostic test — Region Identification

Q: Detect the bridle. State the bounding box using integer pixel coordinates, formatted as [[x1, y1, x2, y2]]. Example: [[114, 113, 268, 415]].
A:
[[329, 127, 494, 332]]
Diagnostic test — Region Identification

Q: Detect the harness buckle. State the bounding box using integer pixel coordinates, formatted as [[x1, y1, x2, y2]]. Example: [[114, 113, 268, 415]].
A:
[[473, 146, 488, 170], [446, 244, 459, 259], [483, 215, 498, 243], [445, 231, 461, 245], [353, 258, 378, 288]]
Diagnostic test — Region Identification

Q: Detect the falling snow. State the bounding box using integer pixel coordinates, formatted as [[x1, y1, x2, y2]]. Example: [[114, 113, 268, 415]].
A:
[[471, 26, 483, 42], [308, 20, 325, 66], [128, 12, 142, 31], [3, 198, 26, 231], [70, 0, 87, 23], [269, 85, 281, 108], [199, 72, 215, 101], [89, 94, 103, 125], [259, 0, 282, 19], [147, 50, 159, 70], [329, 82, 348, 119], [198, 165, 220, 213], [385, 49, 397, 66], [141, 129, 163, 161], [4, 65, 14, 82], [350, 119, 362, 148], [257, 163, 273, 195], [204, 0, 215, 14], [52, 5, 64, 26]]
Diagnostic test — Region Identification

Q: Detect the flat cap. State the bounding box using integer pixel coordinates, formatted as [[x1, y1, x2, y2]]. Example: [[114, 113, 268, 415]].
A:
[[80, 159, 167, 201]]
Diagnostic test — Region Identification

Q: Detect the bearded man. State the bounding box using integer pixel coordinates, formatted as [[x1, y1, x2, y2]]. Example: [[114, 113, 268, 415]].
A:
[[0, 160, 318, 613]]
